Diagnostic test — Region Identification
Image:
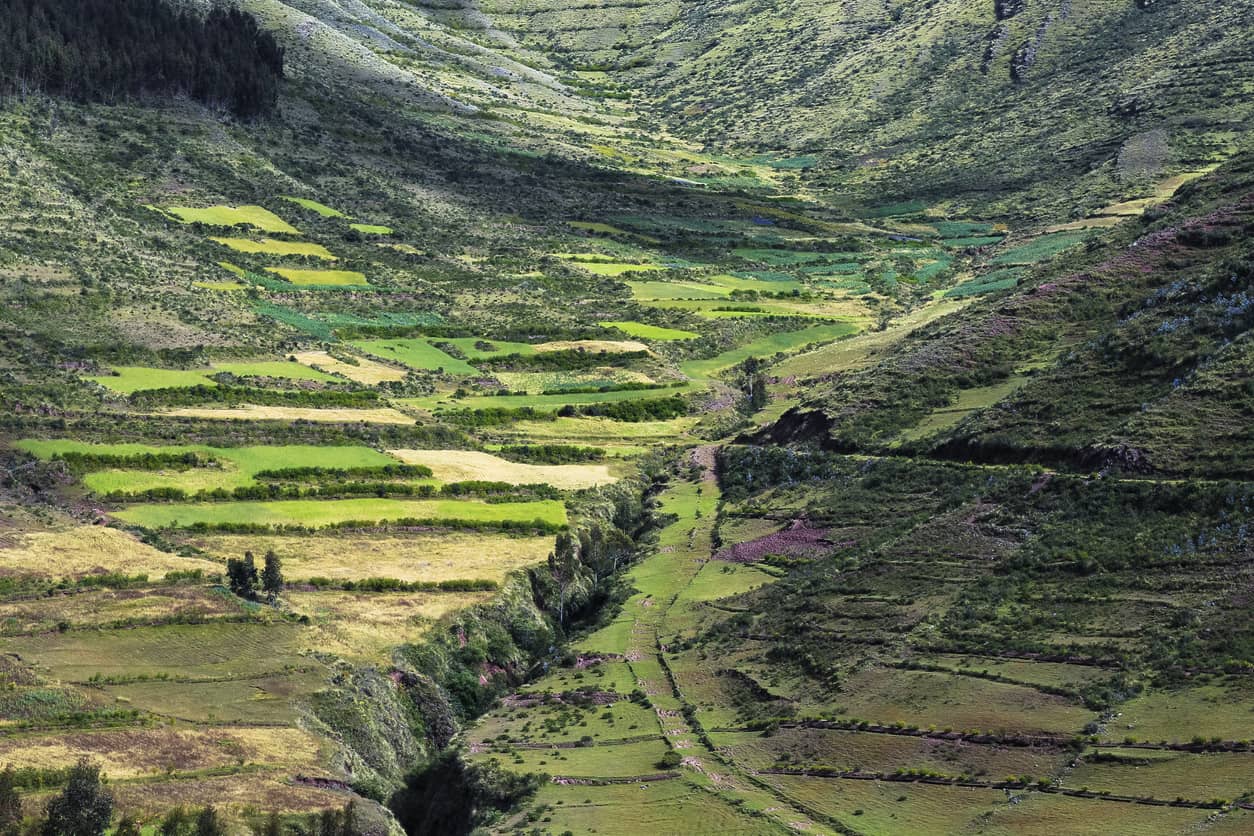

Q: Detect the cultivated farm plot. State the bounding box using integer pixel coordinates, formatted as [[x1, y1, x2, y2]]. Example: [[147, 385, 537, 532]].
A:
[[17, 441, 402, 496], [85, 360, 338, 394], [766, 774, 1007, 833], [492, 368, 654, 393], [969, 792, 1223, 835], [0, 586, 242, 634], [0, 526, 219, 580], [264, 267, 369, 286], [291, 350, 409, 384], [681, 323, 860, 379], [112, 497, 568, 530], [210, 238, 337, 259], [389, 449, 617, 489], [497, 780, 774, 836], [104, 671, 325, 725], [1063, 749, 1254, 801], [469, 738, 671, 778], [285, 590, 490, 661], [160, 205, 298, 234], [1100, 682, 1254, 744], [402, 385, 691, 414], [600, 320, 700, 340], [159, 405, 415, 424], [0, 622, 308, 682], [0, 726, 323, 782], [280, 196, 345, 217], [710, 727, 1066, 778], [186, 531, 554, 584], [831, 667, 1096, 735], [352, 338, 478, 375], [496, 417, 698, 447]]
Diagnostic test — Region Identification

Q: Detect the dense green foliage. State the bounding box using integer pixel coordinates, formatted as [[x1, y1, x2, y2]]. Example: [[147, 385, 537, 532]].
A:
[[0, 0, 283, 116]]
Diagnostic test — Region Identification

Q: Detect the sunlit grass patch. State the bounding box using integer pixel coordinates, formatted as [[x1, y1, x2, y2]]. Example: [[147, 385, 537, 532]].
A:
[[86, 366, 216, 394], [158, 406, 414, 424], [348, 223, 392, 234], [210, 237, 337, 259], [390, 449, 616, 489], [112, 497, 568, 530], [264, 267, 369, 286], [600, 321, 699, 340], [280, 196, 346, 217], [681, 322, 859, 378], [162, 205, 298, 234], [188, 531, 553, 584], [352, 339, 477, 374], [291, 350, 408, 384], [0, 526, 219, 580]]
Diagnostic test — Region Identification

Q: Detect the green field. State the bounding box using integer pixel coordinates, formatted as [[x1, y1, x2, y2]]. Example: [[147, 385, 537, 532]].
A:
[[601, 321, 700, 340], [992, 232, 1090, 265], [86, 366, 217, 394], [113, 497, 567, 530], [280, 196, 346, 217], [16, 440, 403, 495], [402, 384, 692, 413], [349, 223, 392, 234], [162, 205, 298, 234], [264, 267, 369, 286], [352, 339, 478, 374], [681, 322, 860, 378], [209, 238, 337, 259]]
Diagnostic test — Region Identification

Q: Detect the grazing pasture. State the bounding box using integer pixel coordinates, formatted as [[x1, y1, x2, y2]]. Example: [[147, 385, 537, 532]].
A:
[[0, 526, 219, 580]]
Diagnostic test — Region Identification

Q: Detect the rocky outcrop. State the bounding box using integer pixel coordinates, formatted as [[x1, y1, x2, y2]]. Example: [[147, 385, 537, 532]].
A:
[[995, 0, 1027, 20]]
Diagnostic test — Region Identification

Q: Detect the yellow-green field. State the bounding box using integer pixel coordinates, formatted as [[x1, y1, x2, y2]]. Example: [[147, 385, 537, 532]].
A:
[[112, 497, 568, 530], [161, 205, 298, 234], [264, 267, 369, 286], [185, 531, 554, 583], [210, 237, 337, 259]]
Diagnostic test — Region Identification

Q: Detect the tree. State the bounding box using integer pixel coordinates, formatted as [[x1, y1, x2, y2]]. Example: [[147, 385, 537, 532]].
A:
[[0, 766, 21, 835], [226, 552, 259, 599], [263, 812, 282, 836], [159, 808, 189, 836], [548, 532, 580, 627], [114, 816, 141, 836], [262, 550, 284, 600], [42, 759, 113, 836], [194, 806, 224, 836]]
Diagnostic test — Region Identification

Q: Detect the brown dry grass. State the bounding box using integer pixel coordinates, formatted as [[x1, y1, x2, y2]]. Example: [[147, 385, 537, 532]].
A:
[[0, 586, 237, 633], [0, 526, 220, 580], [185, 531, 552, 583], [534, 339, 650, 354]]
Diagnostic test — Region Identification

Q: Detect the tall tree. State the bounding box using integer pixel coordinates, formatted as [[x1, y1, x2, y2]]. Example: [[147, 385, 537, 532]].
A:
[[0, 766, 20, 835], [41, 759, 113, 836], [226, 552, 258, 599], [262, 550, 284, 600]]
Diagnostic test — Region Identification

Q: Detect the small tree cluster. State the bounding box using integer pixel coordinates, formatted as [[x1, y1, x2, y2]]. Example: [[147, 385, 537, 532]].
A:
[[226, 551, 283, 601]]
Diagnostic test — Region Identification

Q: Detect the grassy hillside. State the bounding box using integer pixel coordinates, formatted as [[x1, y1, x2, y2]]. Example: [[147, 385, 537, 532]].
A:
[[0, 0, 1250, 831]]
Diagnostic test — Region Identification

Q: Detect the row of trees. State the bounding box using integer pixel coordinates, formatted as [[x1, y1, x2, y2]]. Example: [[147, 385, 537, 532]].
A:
[[0, 0, 284, 117], [226, 550, 283, 601]]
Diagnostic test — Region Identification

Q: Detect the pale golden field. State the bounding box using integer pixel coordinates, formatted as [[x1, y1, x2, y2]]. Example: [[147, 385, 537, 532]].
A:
[[0, 526, 220, 580], [389, 449, 617, 489], [286, 590, 491, 661], [158, 405, 415, 424], [291, 350, 408, 384], [533, 339, 649, 354], [186, 531, 553, 583], [0, 726, 325, 780]]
